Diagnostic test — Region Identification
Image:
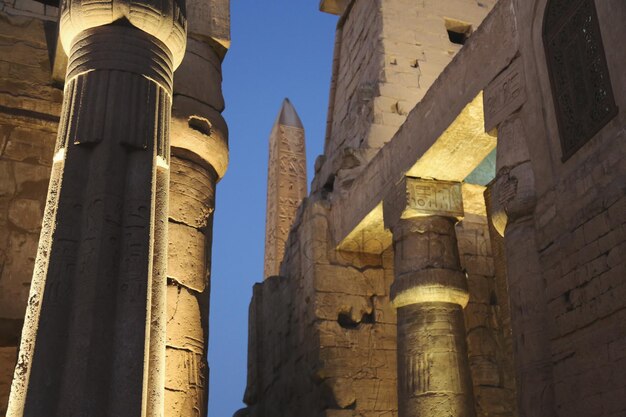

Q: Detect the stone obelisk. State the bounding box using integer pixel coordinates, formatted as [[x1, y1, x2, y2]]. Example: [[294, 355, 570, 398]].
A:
[[6, 0, 186, 415], [263, 99, 307, 278]]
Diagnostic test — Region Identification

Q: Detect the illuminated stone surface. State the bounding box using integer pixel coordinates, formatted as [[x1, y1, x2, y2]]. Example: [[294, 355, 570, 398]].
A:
[[0, 0, 624, 416], [263, 99, 307, 278], [384, 179, 476, 417], [165, 0, 230, 414], [4, 0, 186, 414]]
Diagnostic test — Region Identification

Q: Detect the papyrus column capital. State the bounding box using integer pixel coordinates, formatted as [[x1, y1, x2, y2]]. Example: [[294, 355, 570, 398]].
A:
[[59, 0, 187, 68], [384, 177, 469, 309], [383, 177, 464, 232]]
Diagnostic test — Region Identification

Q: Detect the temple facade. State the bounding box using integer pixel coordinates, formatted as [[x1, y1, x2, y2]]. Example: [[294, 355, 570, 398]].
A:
[[242, 1, 626, 417], [0, 0, 624, 416]]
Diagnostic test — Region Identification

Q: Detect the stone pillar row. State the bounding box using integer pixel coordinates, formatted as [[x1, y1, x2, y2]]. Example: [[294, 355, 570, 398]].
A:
[[383, 177, 476, 417], [7, 0, 186, 415]]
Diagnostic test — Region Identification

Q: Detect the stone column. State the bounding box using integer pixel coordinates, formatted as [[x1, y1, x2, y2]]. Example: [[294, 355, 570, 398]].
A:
[[383, 177, 476, 417], [164, 0, 229, 414], [484, 59, 555, 417], [488, 117, 555, 417], [6, 1, 186, 416]]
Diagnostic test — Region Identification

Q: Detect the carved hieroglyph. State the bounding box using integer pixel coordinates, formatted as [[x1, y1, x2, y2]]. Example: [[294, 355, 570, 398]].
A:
[[384, 177, 475, 417], [263, 99, 307, 278]]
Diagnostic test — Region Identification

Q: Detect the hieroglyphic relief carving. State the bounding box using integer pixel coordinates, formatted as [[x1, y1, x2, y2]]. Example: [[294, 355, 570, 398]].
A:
[[483, 59, 527, 133], [263, 101, 307, 278], [384, 177, 463, 231]]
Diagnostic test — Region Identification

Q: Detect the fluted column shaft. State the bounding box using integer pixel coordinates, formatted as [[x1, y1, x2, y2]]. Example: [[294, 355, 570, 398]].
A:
[[384, 178, 476, 417], [7, 21, 183, 417]]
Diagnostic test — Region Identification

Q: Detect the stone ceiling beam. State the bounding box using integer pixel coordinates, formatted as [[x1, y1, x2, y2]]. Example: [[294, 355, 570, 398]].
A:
[[331, 0, 518, 253]]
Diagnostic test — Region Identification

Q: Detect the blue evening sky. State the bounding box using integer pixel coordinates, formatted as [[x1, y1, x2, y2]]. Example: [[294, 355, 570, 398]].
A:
[[208, 2, 338, 416]]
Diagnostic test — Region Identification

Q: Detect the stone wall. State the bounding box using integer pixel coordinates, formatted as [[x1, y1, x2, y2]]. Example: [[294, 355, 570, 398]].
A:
[[244, 193, 519, 417], [245, 198, 399, 417], [317, 0, 496, 197], [0, 6, 62, 413], [457, 215, 516, 417], [507, 0, 626, 415]]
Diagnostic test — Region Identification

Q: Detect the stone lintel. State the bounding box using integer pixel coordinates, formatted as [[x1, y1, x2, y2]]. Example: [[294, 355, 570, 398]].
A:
[[483, 58, 527, 133], [319, 0, 349, 15], [336, 203, 392, 255], [329, 0, 517, 253], [406, 92, 496, 180], [384, 177, 464, 231]]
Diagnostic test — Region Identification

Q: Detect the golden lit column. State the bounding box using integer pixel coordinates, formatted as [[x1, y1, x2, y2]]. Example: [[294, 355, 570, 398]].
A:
[[163, 1, 229, 414], [384, 177, 476, 417], [6, 0, 186, 416]]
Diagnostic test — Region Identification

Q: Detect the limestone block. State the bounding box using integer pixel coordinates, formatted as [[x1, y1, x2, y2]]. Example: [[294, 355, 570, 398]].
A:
[[469, 356, 500, 387], [352, 378, 396, 411], [12, 0, 44, 15], [318, 346, 394, 379], [474, 386, 515, 416], [186, 0, 230, 50], [483, 59, 526, 133], [372, 296, 396, 325], [464, 302, 491, 330], [166, 284, 206, 351], [323, 410, 354, 417], [169, 156, 215, 228], [466, 273, 492, 304], [164, 346, 206, 417], [314, 292, 373, 323], [2, 127, 55, 165], [12, 161, 50, 197], [318, 321, 396, 351], [0, 19, 63, 115], [0, 347, 17, 416], [8, 198, 41, 232], [324, 377, 356, 409], [0, 161, 15, 198], [167, 222, 207, 292], [0, 230, 37, 318], [164, 386, 206, 417], [314, 264, 387, 297], [173, 39, 224, 111]]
